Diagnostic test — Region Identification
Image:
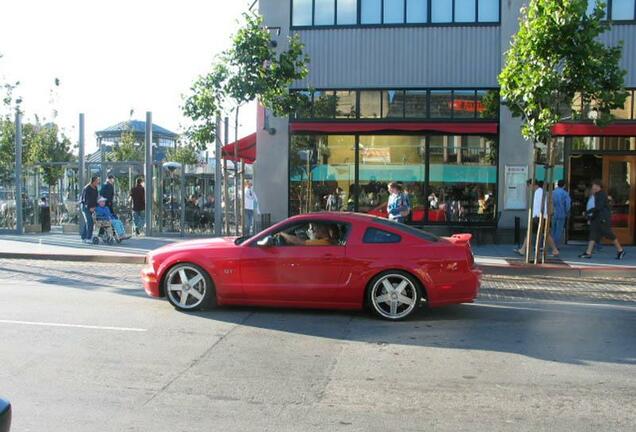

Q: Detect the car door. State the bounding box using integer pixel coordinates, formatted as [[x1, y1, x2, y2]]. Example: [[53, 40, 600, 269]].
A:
[[240, 221, 347, 304]]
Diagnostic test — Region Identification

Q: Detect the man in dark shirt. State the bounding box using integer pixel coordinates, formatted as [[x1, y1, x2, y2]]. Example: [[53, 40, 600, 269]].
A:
[[99, 175, 116, 215], [80, 176, 100, 243], [130, 178, 146, 235], [579, 179, 625, 260]]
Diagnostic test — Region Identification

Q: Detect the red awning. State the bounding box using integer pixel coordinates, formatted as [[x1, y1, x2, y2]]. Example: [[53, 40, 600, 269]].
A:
[[552, 122, 636, 137], [221, 133, 257, 164], [290, 121, 499, 135]]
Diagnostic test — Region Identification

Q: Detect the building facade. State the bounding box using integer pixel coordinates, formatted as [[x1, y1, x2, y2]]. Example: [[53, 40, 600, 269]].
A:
[[255, 0, 636, 244]]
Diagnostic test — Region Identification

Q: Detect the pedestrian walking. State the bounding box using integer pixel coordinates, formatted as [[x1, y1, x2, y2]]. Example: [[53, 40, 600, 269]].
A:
[[551, 179, 571, 247], [80, 176, 99, 243], [579, 179, 625, 260], [100, 175, 116, 216], [326, 187, 344, 211], [129, 178, 145, 235], [514, 180, 560, 257], [387, 182, 410, 223], [244, 180, 258, 236]]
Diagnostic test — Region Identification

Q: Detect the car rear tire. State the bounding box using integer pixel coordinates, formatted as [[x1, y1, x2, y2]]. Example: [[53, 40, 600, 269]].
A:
[[367, 271, 422, 321], [164, 263, 216, 311]]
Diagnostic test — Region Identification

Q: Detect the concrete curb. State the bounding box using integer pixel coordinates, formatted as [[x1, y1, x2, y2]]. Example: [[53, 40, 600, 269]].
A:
[[479, 263, 636, 278], [0, 252, 146, 264]]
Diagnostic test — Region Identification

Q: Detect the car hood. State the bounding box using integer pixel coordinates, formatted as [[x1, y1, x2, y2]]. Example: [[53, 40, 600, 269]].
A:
[[150, 237, 239, 255]]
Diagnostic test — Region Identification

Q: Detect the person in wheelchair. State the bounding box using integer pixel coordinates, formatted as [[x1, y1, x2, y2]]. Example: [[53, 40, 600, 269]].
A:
[[95, 196, 127, 240], [279, 223, 338, 246]]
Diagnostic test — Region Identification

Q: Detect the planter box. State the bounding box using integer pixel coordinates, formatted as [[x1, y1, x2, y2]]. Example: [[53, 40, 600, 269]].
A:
[[24, 224, 42, 234], [62, 224, 79, 234]]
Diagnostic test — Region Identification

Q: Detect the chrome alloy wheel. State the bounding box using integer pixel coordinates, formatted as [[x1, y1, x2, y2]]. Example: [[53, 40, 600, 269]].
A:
[[370, 273, 418, 320], [166, 265, 207, 310]]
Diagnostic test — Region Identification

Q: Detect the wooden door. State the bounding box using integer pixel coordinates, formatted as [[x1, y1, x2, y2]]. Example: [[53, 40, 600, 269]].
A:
[[602, 156, 636, 245]]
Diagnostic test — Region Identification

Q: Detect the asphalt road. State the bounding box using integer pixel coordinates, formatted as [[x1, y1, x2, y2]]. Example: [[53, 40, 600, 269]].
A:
[[0, 260, 635, 432]]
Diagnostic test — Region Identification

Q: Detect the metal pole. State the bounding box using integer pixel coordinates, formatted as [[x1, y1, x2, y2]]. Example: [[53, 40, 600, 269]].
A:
[[223, 116, 230, 235], [100, 137, 105, 185], [144, 112, 153, 236], [15, 109, 23, 234], [525, 145, 537, 264], [214, 115, 223, 236], [234, 106, 240, 236], [240, 158, 245, 235], [78, 113, 85, 197]]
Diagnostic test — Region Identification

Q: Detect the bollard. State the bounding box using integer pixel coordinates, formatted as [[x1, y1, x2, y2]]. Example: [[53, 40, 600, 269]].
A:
[[514, 216, 521, 247]]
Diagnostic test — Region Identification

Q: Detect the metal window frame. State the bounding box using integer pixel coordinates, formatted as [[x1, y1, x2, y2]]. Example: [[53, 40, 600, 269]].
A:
[[290, 0, 501, 29], [292, 87, 500, 122], [287, 131, 500, 226]]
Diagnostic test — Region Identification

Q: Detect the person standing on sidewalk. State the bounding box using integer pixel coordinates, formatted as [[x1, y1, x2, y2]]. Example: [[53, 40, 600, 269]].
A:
[[129, 178, 146, 236], [244, 180, 258, 236], [579, 180, 625, 260], [80, 176, 99, 243], [514, 180, 560, 257], [551, 180, 571, 247], [99, 175, 116, 216]]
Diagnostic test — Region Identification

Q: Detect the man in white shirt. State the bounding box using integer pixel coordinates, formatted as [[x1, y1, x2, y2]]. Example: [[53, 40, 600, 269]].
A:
[[515, 180, 559, 257], [244, 180, 258, 236]]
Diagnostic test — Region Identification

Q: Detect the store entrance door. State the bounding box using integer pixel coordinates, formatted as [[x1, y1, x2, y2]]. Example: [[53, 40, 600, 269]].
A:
[[603, 156, 636, 245]]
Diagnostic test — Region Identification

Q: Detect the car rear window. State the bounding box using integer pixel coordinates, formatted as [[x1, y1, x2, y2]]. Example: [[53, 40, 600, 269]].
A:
[[372, 218, 439, 242], [363, 228, 401, 244]]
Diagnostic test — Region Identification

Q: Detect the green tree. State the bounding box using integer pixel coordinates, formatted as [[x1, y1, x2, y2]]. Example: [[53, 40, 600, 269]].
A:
[[166, 142, 200, 165], [183, 11, 310, 150], [25, 123, 73, 185], [107, 128, 143, 162], [499, 0, 627, 263]]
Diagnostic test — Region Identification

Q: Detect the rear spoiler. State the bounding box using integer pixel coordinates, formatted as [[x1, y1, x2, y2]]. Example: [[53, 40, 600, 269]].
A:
[[447, 233, 472, 245]]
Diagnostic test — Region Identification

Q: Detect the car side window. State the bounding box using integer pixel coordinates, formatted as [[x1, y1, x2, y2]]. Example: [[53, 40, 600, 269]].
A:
[[273, 222, 348, 246], [363, 228, 401, 244]]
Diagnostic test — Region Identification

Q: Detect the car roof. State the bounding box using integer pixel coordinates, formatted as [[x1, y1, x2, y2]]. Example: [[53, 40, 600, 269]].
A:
[[286, 212, 379, 224]]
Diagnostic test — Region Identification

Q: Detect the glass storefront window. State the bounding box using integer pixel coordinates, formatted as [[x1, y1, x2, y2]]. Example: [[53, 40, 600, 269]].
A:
[[335, 90, 358, 119], [453, 90, 476, 119], [611, 0, 635, 20], [292, 0, 313, 26], [361, 0, 382, 24], [455, 0, 476, 22], [430, 90, 452, 118], [384, 0, 405, 23], [478, 0, 500, 22], [337, 0, 358, 24], [429, 135, 497, 223], [315, 0, 335, 25], [360, 91, 382, 118], [293, 90, 313, 119], [570, 136, 636, 152], [289, 135, 356, 215], [314, 91, 337, 119], [476, 90, 500, 119], [407, 0, 428, 23], [358, 136, 427, 222], [405, 90, 428, 118], [611, 90, 634, 120], [431, 0, 453, 22], [383, 90, 404, 118]]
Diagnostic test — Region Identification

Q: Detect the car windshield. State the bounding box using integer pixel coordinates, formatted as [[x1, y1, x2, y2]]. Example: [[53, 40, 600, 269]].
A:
[[372, 217, 439, 242], [234, 235, 252, 245]]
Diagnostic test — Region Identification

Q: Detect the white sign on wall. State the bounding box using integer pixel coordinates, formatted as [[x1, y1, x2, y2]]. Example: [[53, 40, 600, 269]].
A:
[[504, 165, 528, 210]]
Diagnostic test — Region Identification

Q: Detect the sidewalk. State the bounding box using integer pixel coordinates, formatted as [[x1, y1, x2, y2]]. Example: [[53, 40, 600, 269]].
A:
[[473, 243, 636, 277], [1, 232, 635, 277]]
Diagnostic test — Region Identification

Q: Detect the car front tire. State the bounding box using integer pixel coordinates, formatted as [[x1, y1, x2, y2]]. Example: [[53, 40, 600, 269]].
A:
[[367, 271, 422, 321], [164, 263, 216, 311]]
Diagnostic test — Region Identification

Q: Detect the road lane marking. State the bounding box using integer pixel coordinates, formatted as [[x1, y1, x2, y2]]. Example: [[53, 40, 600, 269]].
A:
[[0, 319, 147, 332]]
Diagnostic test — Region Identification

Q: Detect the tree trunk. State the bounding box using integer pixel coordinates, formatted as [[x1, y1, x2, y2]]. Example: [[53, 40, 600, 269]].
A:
[[541, 137, 557, 264], [525, 144, 537, 264], [534, 140, 551, 264]]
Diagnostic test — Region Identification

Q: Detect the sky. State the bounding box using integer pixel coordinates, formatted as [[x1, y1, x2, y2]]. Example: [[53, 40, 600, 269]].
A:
[[0, 0, 257, 153]]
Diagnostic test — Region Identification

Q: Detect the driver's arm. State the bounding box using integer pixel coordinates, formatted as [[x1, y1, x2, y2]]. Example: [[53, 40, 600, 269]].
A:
[[279, 232, 305, 246]]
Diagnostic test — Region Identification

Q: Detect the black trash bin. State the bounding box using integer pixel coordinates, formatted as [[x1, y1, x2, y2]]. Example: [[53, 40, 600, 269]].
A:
[[40, 205, 51, 232]]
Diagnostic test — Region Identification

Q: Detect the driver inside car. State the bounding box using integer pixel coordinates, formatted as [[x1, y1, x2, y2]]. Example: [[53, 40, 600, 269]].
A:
[[279, 223, 336, 246]]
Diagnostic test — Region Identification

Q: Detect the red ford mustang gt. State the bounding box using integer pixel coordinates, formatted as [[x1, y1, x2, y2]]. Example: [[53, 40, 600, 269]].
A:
[[141, 212, 481, 320]]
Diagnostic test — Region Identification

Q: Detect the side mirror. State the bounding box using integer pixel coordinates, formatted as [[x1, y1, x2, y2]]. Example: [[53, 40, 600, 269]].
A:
[[257, 235, 275, 247], [0, 398, 11, 432]]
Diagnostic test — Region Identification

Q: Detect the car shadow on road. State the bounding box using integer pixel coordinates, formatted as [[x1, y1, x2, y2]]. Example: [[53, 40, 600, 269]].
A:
[[180, 300, 636, 367]]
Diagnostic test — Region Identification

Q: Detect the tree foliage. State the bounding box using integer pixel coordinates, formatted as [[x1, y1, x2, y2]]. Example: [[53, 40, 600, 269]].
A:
[[499, 0, 627, 144], [107, 127, 143, 162], [183, 11, 310, 150], [166, 142, 200, 165]]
